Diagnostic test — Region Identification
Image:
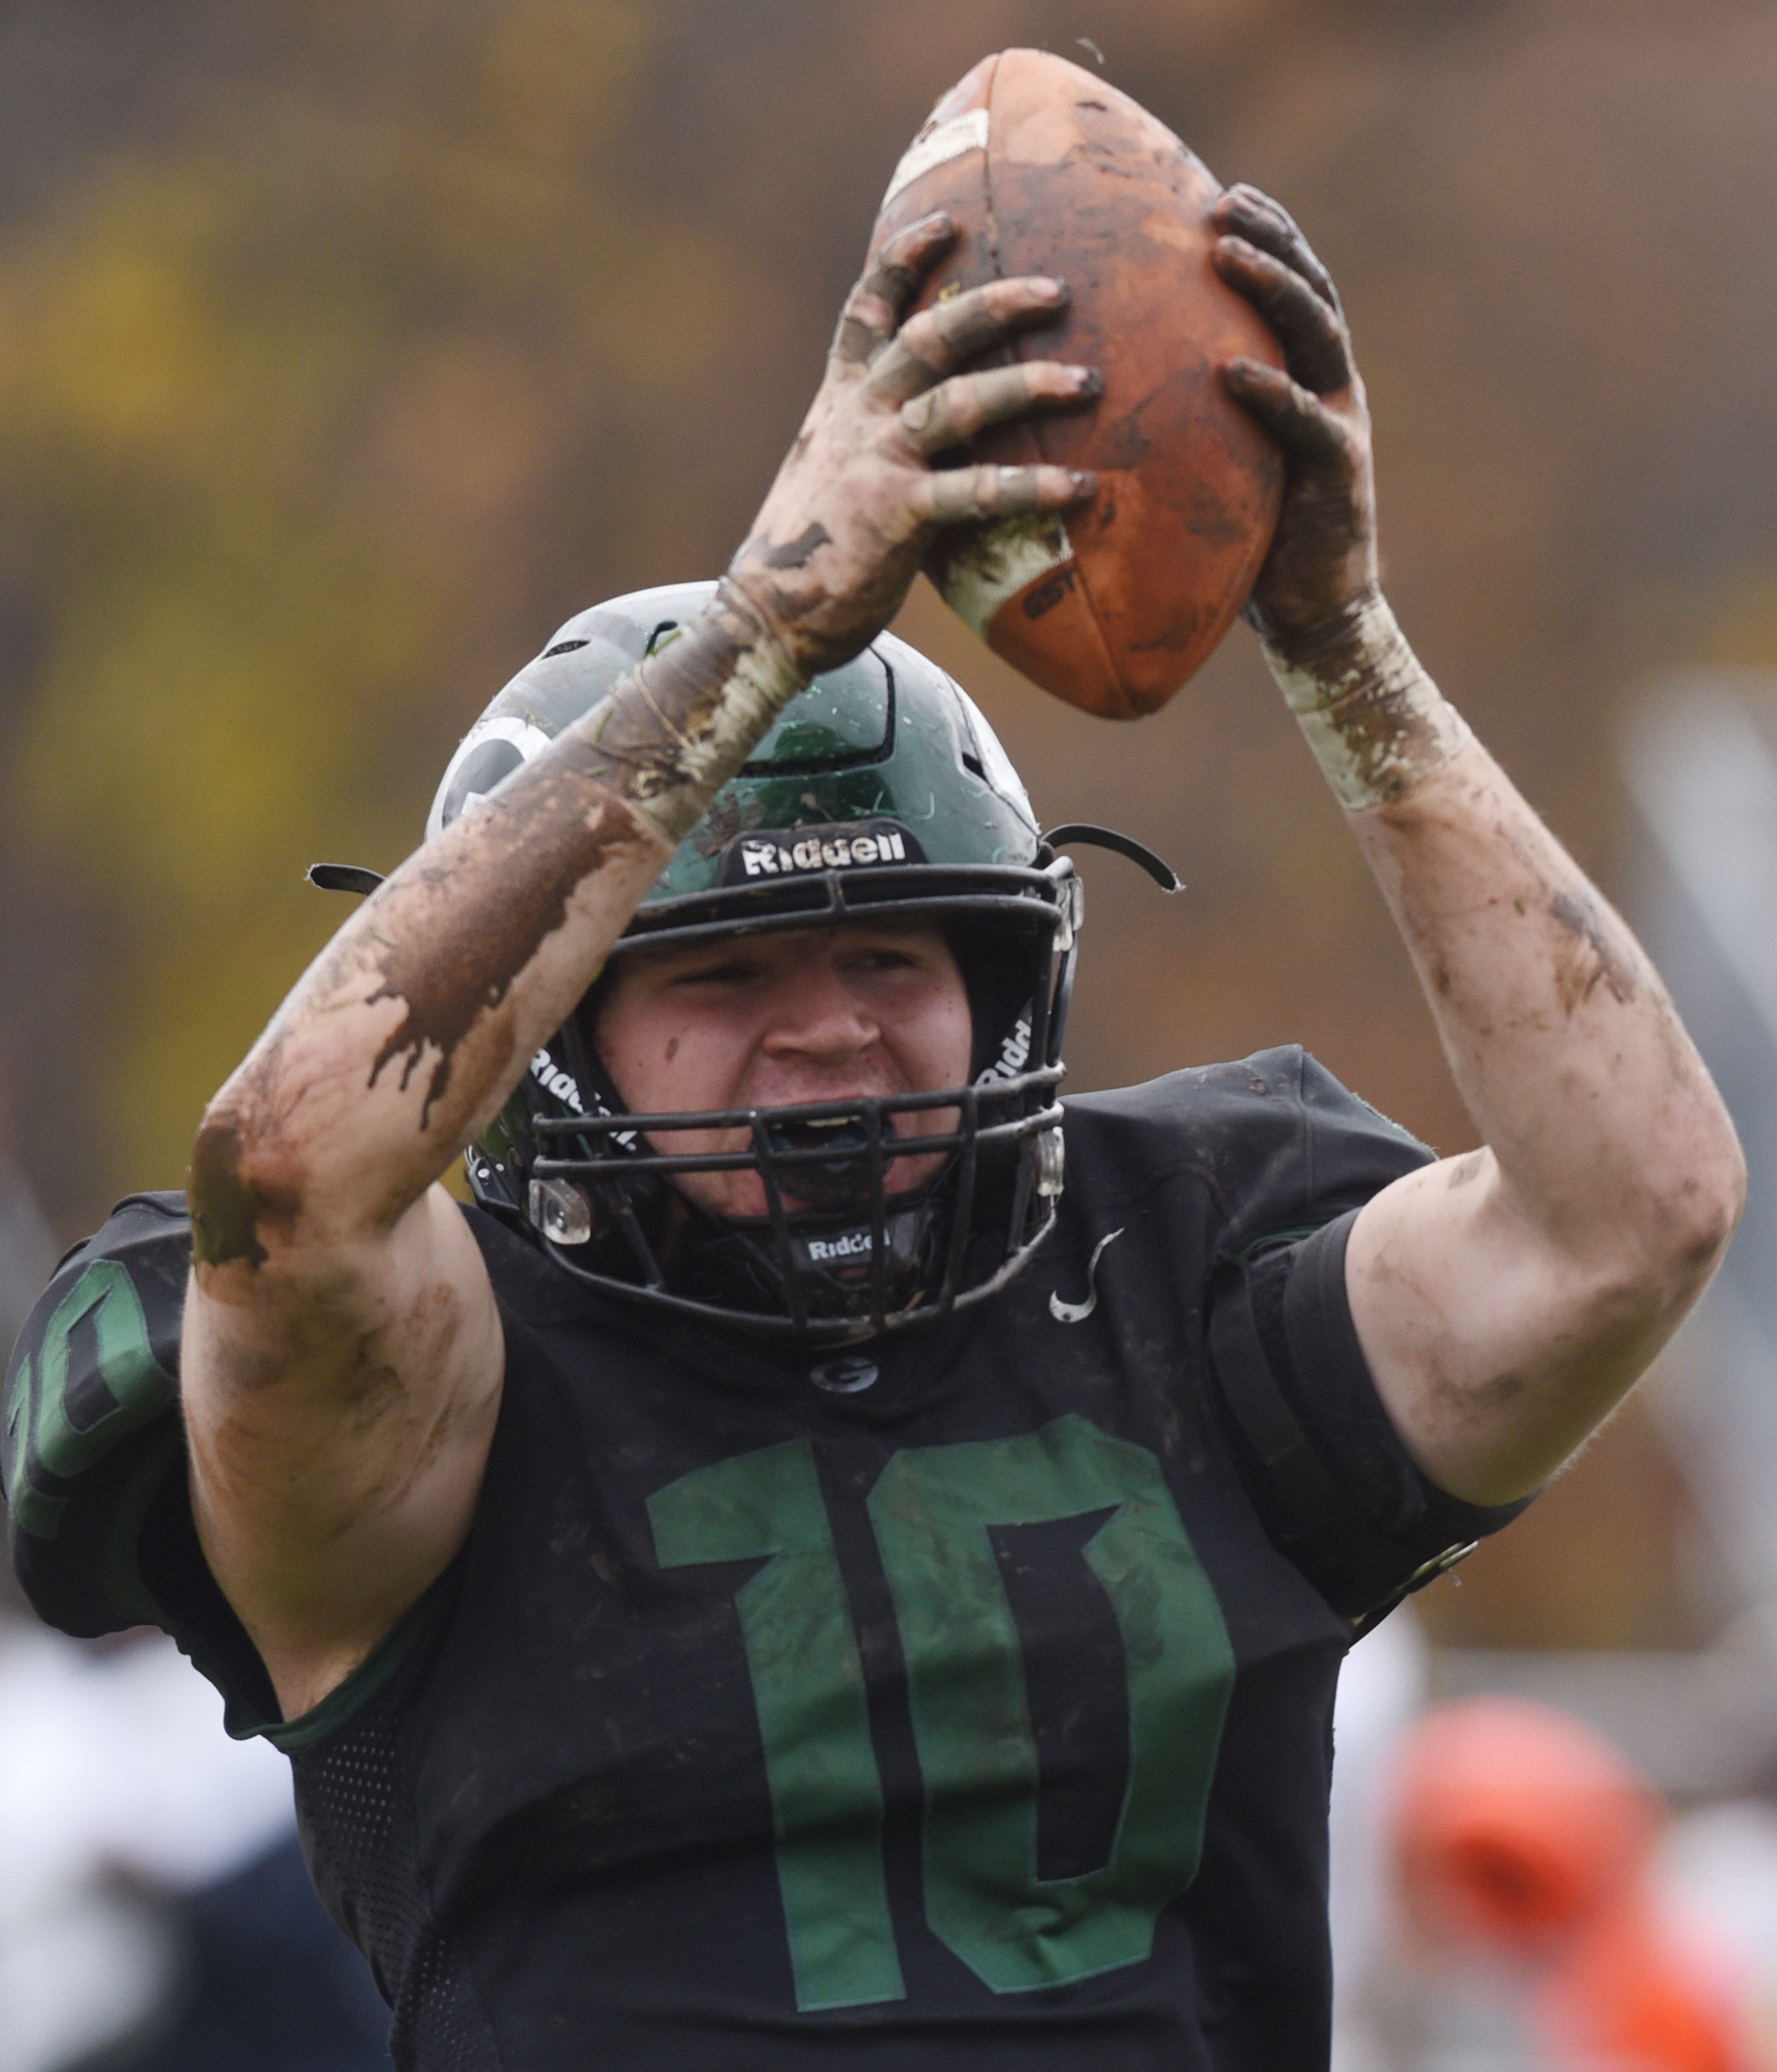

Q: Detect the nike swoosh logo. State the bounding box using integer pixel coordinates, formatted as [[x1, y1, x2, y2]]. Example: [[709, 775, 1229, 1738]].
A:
[[1049, 1227, 1125, 1324]]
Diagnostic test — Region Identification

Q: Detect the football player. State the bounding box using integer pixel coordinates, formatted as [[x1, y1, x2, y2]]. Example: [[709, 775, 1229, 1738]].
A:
[[4, 191, 1743, 2071]]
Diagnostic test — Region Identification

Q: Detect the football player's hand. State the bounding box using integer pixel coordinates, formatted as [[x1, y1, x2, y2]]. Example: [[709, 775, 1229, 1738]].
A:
[[1211, 185, 1378, 650], [731, 212, 1099, 678]]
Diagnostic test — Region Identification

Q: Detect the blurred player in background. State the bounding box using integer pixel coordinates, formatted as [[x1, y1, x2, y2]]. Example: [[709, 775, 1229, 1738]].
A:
[[4, 185, 1744, 2071]]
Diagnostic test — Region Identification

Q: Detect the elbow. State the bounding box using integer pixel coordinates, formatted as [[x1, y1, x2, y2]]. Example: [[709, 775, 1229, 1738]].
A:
[[189, 1099, 303, 1273], [1633, 1109, 1746, 1313], [1547, 1106, 1747, 1335], [191, 1058, 415, 1273], [1684, 1125, 1747, 1277]]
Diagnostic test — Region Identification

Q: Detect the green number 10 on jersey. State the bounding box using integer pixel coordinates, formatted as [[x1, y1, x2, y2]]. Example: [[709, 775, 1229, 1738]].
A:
[[648, 1415, 1235, 2012]]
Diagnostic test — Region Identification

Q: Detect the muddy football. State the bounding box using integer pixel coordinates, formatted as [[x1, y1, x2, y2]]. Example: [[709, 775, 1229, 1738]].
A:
[[869, 49, 1285, 720]]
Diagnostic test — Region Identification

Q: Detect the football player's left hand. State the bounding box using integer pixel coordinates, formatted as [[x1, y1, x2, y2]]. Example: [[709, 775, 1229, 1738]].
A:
[[1211, 186, 1378, 651]]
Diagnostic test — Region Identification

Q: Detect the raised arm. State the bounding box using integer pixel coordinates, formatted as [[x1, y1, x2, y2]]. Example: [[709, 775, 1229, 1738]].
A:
[[1211, 185, 1745, 1507], [183, 216, 1099, 1717]]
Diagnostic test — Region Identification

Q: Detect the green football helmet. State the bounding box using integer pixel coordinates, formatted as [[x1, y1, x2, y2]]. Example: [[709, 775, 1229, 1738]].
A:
[[425, 581, 1084, 1344]]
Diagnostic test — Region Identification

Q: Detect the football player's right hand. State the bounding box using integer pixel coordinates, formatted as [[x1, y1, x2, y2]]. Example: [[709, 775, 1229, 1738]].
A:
[[730, 212, 1098, 679]]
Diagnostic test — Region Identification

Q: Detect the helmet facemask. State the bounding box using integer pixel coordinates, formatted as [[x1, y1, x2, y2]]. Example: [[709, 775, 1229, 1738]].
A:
[[517, 862, 1077, 1344], [428, 581, 1081, 1344]]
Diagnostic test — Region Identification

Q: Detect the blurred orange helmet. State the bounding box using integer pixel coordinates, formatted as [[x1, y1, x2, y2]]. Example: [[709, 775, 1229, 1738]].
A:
[[1391, 1697, 1663, 1953]]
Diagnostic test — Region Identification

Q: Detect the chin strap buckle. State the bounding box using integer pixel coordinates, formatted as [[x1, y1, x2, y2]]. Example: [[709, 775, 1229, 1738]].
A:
[[530, 1178, 592, 1246], [1036, 1127, 1066, 1199]]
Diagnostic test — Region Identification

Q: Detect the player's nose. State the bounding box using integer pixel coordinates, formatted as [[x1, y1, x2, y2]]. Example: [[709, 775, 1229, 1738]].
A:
[[759, 959, 880, 1061]]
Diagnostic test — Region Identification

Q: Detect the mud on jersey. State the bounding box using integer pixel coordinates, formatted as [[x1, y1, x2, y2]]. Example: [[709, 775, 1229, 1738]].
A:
[[4, 1050, 1525, 2071]]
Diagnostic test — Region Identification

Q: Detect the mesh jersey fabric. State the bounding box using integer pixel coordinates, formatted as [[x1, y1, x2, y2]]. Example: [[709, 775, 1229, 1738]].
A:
[[4, 1049, 1529, 2071], [292, 1669, 500, 2069]]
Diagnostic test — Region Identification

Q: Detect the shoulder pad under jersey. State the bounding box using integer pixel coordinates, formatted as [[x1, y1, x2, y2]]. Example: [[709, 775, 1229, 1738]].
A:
[[3, 1193, 190, 1637]]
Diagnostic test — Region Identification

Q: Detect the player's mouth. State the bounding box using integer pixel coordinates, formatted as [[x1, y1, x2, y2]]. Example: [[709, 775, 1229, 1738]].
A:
[[764, 1111, 890, 1213]]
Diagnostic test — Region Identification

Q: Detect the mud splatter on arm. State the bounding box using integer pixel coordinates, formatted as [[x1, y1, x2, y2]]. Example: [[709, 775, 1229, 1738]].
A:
[[1336, 721, 1743, 1503], [191, 576, 801, 1266], [180, 572, 820, 1711]]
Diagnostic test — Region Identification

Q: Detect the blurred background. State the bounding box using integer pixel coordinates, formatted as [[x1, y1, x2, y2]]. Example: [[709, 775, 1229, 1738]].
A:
[[3, 1, 1776, 2065]]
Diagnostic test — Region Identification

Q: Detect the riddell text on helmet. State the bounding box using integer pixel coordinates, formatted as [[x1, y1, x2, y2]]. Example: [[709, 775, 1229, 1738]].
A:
[[715, 819, 926, 886], [739, 829, 908, 877]]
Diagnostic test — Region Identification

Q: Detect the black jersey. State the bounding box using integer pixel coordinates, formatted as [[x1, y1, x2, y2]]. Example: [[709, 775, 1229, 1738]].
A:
[[5, 1050, 1524, 2071]]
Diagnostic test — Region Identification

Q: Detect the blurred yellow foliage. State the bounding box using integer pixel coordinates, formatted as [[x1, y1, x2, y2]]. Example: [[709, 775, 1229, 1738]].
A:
[[0, 2, 737, 1191]]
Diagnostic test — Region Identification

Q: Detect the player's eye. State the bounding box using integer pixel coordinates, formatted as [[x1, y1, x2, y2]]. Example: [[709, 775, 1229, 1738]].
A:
[[847, 944, 925, 974], [673, 956, 762, 987]]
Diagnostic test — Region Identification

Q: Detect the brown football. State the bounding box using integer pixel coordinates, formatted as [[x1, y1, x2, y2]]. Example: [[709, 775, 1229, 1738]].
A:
[[869, 50, 1285, 720]]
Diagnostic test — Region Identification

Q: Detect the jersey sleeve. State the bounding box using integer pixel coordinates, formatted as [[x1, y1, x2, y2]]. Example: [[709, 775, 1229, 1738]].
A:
[[1208, 1207, 1530, 1629], [3, 1192, 280, 1733], [1133, 1048, 1531, 1626]]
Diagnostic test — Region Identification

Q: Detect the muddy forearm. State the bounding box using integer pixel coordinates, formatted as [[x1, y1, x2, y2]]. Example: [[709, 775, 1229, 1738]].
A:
[[191, 581, 804, 1270], [1358, 752, 1704, 1246], [583, 575, 810, 840], [1265, 594, 1741, 1261]]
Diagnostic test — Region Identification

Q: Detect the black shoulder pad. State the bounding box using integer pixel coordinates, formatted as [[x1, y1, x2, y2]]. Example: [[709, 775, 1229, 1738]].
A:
[[4, 1193, 192, 1636]]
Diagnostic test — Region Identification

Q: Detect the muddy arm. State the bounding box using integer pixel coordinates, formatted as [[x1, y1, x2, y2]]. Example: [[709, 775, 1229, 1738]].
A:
[[1213, 186, 1744, 1506], [1339, 726, 1742, 1505]]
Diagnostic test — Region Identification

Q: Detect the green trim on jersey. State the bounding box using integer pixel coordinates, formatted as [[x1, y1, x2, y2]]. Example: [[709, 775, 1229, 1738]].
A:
[[259, 1573, 456, 1752]]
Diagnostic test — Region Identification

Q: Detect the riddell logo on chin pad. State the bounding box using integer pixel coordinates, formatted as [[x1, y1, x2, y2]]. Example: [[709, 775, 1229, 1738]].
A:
[[719, 820, 926, 886], [806, 1230, 873, 1264]]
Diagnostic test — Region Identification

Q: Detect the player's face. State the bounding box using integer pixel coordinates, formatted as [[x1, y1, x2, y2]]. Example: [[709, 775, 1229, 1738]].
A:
[[593, 920, 971, 1219]]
